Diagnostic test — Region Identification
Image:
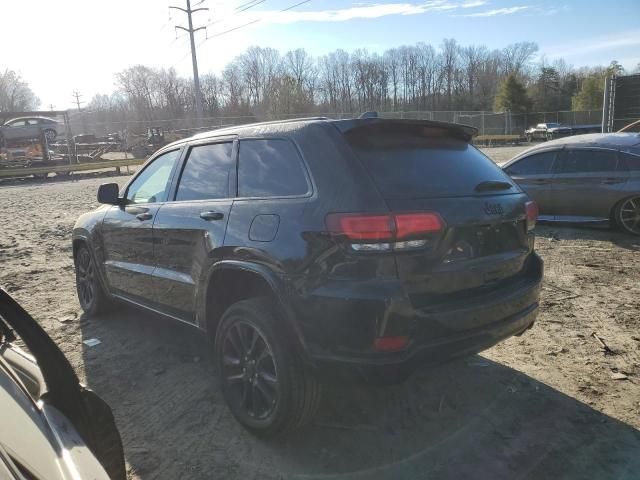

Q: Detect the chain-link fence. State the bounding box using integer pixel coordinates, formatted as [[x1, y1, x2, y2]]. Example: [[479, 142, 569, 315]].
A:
[[79, 109, 603, 139]]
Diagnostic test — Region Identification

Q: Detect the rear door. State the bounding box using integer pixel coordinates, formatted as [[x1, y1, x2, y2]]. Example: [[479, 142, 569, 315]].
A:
[[151, 139, 236, 321], [503, 150, 558, 215], [345, 124, 533, 307], [101, 148, 182, 304], [551, 148, 622, 218]]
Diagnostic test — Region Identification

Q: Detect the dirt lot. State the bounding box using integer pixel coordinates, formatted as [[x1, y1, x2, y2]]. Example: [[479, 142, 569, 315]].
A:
[[1, 146, 639, 479]]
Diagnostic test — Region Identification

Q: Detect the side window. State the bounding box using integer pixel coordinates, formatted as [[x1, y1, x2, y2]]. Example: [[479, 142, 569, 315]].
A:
[[8, 120, 26, 127], [238, 139, 309, 197], [558, 149, 618, 173], [175, 142, 234, 201], [126, 149, 181, 204], [505, 151, 556, 175], [26, 119, 40, 126], [618, 152, 640, 172]]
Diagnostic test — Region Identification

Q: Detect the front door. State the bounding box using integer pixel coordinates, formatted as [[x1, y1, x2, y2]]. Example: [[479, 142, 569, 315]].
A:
[[551, 148, 623, 219], [504, 150, 558, 216], [152, 140, 236, 321], [101, 148, 182, 304]]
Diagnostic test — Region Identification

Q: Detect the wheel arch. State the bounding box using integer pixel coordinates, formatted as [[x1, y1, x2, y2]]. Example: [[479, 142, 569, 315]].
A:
[[202, 261, 309, 358]]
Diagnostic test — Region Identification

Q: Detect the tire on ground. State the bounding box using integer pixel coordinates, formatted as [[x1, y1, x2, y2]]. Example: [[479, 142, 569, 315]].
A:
[[74, 244, 113, 315], [613, 196, 640, 236], [215, 296, 322, 437]]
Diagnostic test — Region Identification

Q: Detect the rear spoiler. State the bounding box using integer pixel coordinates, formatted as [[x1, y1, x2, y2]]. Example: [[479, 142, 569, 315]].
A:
[[332, 118, 478, 142]]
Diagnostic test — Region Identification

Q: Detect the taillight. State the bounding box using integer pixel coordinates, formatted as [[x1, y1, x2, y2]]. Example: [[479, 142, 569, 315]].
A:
[[525, 201, 538, 231], [326, 212, 444, 251], [373, 336, 409, 352]]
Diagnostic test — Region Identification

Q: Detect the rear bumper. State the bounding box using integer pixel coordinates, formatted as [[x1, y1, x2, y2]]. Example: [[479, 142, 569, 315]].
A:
[[298, 253, 543, 381]]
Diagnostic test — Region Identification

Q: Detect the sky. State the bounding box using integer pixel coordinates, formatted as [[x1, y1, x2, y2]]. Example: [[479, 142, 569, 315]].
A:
[[2, 0, 639, 110]]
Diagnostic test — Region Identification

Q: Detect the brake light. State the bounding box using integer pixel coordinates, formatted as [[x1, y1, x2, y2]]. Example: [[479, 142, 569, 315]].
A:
[[326, 214, 394, 241], [326, 212, 444, 251], [374, 336, 409, 352], [525, 201, 538, 231], [395, 213, 443, 239]]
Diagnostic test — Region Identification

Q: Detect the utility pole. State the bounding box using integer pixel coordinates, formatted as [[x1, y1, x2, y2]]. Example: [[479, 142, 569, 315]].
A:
[[171, 0, 208, 126], [48, 104, 55, 111], [72, 90, 87, 134]]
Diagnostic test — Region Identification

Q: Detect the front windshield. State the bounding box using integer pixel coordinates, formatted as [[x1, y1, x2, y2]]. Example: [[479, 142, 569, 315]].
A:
[[2, 1, 639, 479]]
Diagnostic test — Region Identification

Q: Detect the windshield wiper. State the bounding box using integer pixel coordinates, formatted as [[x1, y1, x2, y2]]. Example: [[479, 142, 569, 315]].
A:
[[475, 180, 513, 192]]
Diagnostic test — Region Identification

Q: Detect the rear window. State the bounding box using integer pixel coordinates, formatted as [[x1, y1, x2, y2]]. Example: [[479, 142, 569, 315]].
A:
[[345, 127, 515, 199]]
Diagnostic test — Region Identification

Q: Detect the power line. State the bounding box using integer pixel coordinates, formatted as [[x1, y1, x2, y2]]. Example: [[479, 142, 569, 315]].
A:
[[198, 0, 311, 46], [235, 0, 266, 13], [170, 0, 209, 125]]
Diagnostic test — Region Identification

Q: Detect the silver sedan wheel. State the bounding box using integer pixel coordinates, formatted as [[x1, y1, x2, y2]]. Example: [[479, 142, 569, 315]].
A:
[[619, 196, 640, 235]]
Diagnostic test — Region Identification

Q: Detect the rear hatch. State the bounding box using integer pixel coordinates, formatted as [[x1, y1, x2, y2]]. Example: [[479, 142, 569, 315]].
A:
[[342, 121, 535, 309]]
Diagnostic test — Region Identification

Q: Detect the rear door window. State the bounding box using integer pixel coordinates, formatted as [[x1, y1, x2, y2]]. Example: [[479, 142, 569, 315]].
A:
[[557, 149, 618, 173], [175, 142, 234, 201], [238, 139, 309, 197], [506, 151, 557, 175], [345, 126, 516, 199]]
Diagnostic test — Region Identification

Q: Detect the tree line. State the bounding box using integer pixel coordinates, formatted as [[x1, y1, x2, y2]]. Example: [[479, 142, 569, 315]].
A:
[[1, 40, 636, 132]]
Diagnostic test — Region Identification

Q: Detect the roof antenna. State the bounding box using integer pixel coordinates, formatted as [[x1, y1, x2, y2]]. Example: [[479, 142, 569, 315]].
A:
[[359, 111, 378, 119]]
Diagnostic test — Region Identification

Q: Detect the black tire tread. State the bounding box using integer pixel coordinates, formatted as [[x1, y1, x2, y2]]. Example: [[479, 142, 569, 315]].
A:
[[75, 245, 113, 316], [216, 297, 321, 437]]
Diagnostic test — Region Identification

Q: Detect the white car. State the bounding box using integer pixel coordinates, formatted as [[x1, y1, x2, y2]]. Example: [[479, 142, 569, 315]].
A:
[[0, 288, 125, 480]]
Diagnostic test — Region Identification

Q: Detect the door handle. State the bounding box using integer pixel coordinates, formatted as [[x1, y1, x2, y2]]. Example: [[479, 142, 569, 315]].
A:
[[136, 212, 153, 221], [530, 179, 548, 185], [200, 211, 224, 221], [602, 178, 623, 184]]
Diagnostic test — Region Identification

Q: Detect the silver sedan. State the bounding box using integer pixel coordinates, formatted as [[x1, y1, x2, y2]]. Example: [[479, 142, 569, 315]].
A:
[[502, 133, 640, 235]]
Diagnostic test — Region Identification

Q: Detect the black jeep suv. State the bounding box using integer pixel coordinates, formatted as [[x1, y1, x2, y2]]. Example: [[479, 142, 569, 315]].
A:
[[73, 117, 543, 436]]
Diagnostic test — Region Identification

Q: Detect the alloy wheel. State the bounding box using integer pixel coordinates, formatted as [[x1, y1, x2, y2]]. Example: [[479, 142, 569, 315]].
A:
[[76, 249, 95, 308], [619, 196, 640, 235], [222, 321, 279, 420]]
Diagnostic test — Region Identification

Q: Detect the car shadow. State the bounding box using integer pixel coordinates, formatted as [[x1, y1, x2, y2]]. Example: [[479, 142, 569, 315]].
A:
[[536, 223, 640, 252], [80, 308, 640, 480]]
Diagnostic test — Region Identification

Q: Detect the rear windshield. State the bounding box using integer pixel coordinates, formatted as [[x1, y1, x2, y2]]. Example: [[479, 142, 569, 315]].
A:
[[345, 126, 516, 199]]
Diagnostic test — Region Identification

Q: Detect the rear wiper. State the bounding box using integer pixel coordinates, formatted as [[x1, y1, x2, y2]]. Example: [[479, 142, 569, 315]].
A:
[[475, 180, 513, 192]]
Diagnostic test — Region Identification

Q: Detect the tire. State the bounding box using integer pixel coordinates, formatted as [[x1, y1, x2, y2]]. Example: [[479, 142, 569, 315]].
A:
[[75, 245, 113, 315], [614, 195, 640, 236], [215, 297, 322, 437]]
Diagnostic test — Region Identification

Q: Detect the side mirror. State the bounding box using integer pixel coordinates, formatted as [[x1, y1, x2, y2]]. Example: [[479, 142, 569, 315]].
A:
[[97, 183, 120, 205]]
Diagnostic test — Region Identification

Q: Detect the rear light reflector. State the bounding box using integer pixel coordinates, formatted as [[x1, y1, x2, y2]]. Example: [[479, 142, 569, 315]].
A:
[[395, 213, 443, 239], [374, 336, 409, 352], [326, 212, 444, 250], [525, 201, 538, 231], [326, 214, 394, 241]]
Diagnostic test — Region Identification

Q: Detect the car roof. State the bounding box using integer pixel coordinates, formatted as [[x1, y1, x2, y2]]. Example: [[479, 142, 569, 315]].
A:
[[161, 117, 478, 151], [5, 116, 56, 123], [506, 133, 640, 165]]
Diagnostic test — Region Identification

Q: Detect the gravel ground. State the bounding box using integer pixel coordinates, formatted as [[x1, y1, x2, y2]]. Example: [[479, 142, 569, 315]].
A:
[[1, 146, 639, 479]]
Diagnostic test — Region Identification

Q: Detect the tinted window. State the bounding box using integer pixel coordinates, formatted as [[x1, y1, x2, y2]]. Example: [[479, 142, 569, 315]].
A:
[[238, 139, 308, 197], [346, 127, 515, 199], [8, 120, 26, 127], [126, 149, 180, 204], [618, 152, 640, 171], [559, 149, 618, 173], [176, 142, 234, 201], [506, 151, 557, 175]]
